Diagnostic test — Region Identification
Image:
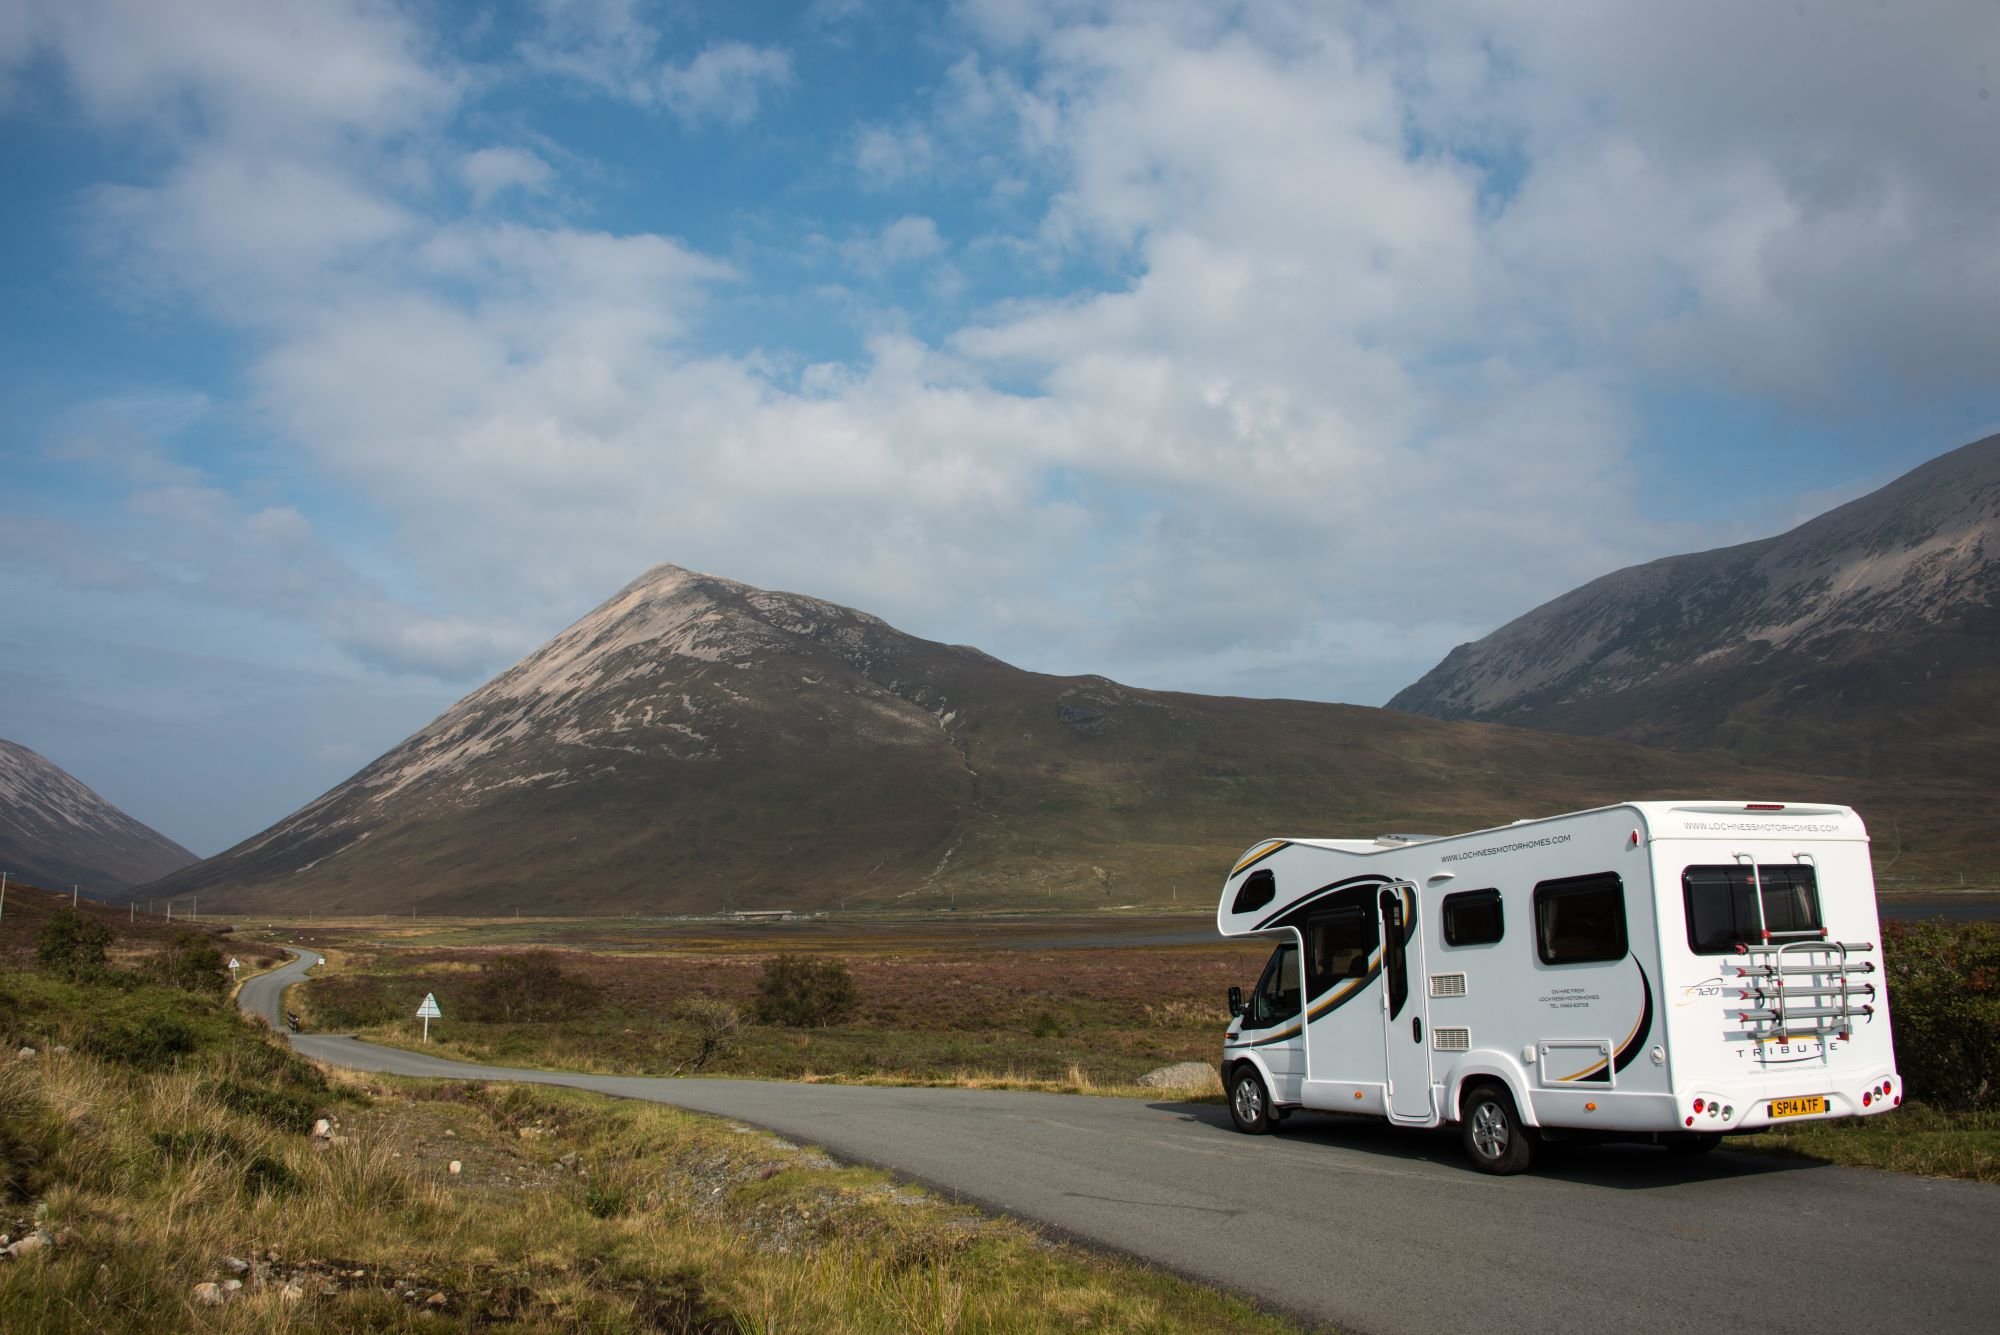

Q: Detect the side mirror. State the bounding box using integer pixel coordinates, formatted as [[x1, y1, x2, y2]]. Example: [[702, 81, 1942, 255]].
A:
[[1227, 986, 1244, 1018]]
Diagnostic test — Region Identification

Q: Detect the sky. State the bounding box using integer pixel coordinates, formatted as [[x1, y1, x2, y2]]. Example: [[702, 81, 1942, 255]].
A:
[[2, 1, 1997, 856]]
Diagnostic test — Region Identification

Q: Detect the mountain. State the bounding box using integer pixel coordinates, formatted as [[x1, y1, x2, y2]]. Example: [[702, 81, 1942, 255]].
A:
[[146, 564, 1822, 916], [0, 738, 198, 895], [1389, 434, 2000, 784]]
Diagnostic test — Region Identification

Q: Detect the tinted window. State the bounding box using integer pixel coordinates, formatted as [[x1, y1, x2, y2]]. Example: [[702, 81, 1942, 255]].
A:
[[1248, 943, 1301, 1028], [1380, 889, 1410, 1019], [1534, 873, 1627, 965], [1305, 909, 1376, 994], [1442, 888, 1504, 947], [1682, 864, 1823, 954], [1232, 868, 1276, 915]]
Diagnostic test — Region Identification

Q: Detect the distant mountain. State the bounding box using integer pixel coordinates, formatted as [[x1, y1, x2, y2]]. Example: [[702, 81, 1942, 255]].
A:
[[1390, 434, 2000, 784], [147, 564, 1806, 915], [0, 739, 197, 895]]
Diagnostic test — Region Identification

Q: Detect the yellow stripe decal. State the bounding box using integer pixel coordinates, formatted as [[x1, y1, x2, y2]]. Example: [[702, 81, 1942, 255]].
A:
[[1232, 841, 1290, 875]]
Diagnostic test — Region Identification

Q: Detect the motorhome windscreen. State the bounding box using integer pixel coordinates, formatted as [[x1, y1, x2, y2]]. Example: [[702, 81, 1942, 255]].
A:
[[1681, 864, 1823, 954]]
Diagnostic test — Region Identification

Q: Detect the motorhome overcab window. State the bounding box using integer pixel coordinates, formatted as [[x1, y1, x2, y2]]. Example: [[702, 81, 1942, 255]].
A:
[[1233, 868, 1276, 915], [1681, 864, 1823, 953], [1533, 873, 1628, 964]]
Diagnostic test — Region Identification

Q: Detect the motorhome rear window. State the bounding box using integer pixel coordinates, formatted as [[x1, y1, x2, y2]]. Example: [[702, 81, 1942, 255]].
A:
[[1232, 869, 1276, 915], [1442, 888, 1504, 947], [1305, 908, 1376, 994], [1533, 873, 1627, 965], [1681, 864, 1823, 954]]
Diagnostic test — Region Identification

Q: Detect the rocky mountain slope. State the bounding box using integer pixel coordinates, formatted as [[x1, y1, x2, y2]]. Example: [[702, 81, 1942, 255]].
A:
[[144, 564, 1828, 915], [1390, 434, 2000, 783], [0, 738, 197, 895]]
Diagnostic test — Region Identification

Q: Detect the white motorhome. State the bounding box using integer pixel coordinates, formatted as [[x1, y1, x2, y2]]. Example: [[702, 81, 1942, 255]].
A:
[[1216, 801, 1900, 1173]]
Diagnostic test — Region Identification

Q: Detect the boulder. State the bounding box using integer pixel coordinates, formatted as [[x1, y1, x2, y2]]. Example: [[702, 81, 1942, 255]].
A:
[[1136, 1061, 1219, 1091], [192, 1282, 227, 1307]]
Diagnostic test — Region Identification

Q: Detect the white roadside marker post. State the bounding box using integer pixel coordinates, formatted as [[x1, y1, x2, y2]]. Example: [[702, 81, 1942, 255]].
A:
[[417, 992, 442, 1044], [1, 871, 8, 924]]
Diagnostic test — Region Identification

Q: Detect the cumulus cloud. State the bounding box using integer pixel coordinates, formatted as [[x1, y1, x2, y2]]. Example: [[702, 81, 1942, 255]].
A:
[[10, 0, 1996, 723], [459, 146, 554, 206]]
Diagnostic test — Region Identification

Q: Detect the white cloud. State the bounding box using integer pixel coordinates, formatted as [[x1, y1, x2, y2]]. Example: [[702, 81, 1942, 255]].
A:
[[656, 41, 793, 126], [855, 123, 936, 184], [459, 146, 554, 206]]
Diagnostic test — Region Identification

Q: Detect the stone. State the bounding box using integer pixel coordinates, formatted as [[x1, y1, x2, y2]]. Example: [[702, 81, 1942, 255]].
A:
[[49, 1045, 67, 1055], [223, 1279, 244, 1293], [312, 1118, 332, 1139], [280, 1283, 305, 1304], [15, 1047, 34, 1060], [427, 1292, 448, 1308], [5, 1230, 53, 1259], [447, 1159, 462, 1175], [222, 1256, 251, 1276], [557, 1151, 579, 1170], [1136, 1061, 1219, 1091], [192, 1282, 227, 1307]]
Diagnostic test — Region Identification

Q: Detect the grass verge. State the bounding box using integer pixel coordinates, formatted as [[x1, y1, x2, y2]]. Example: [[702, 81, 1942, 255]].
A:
[[1734, 1103, 2000, 1183], [0, 968, 1293, 1332]]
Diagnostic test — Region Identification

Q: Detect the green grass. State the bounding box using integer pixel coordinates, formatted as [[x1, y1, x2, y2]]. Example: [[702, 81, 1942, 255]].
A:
[[1735, 1104, 2000, 1182], [0, 965, 1292, 1332]]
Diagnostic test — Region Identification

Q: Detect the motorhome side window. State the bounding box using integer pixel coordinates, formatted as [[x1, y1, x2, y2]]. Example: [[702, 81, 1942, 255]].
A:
[[1232, 869, 1276, 915], [1305, 909, 1376, 994], [1681, 864, 1824, 954], [1442, 888, 1503, 947], [1533, 873, 1627, 965]]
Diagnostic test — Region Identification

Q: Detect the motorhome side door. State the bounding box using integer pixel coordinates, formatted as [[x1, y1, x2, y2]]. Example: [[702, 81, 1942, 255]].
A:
[[1379, 883, 1434, 1123]]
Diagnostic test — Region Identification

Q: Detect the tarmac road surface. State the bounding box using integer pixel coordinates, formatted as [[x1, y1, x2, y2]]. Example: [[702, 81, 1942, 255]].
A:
[[243, 951, 2000, 1335]]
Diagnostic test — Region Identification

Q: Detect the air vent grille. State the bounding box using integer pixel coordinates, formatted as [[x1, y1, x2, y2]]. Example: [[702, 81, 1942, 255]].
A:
[[1429, 972, 1469, 998], [1433, 1027, 1471, 1052]]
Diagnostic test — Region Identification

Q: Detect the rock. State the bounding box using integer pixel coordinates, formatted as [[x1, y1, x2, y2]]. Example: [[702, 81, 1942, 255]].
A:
[[49, 1045, 67, 1055], [442, 1129, 455, 1138], [280, 1283, 305, 1304], [557, 1151, 579, 1170], [312, 1118, 332, 1139], [448, 1160, 462, 1176], [15, 1047, 34, 1060], [222, 1256, 251, 1276], [192, 1282, 227, 1307], [223, 1279, 244, 1293], [427, 1292, 448, 1308], [1136, 1061, 1219, 1091], [6, 1230, 54, 1259]]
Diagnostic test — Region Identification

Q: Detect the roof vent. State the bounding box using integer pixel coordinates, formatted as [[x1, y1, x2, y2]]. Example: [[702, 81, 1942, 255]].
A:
[[1374, 833, 1439, 847]]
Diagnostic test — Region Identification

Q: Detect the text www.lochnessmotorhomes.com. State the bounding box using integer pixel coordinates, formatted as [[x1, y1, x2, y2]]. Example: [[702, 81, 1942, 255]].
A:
[[1215, 801, 1900, 1174]]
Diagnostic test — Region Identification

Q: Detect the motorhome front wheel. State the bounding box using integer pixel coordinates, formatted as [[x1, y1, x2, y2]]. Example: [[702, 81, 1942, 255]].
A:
[[1228, 1067, 1274, 1134]]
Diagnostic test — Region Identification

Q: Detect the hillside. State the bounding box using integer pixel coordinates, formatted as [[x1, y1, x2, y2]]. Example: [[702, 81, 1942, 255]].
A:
[[138, 564, 1870, 915], [0, 738, 197, 895], [1390, 434, 2000, 784]]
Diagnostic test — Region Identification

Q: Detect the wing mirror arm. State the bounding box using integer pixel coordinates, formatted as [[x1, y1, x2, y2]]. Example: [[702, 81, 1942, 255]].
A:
[[1228, 985, 1244, 1018]]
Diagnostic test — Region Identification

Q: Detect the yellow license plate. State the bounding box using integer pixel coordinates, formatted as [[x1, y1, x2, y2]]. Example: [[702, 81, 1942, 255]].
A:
[[1768, 1096, 1829, 1119]]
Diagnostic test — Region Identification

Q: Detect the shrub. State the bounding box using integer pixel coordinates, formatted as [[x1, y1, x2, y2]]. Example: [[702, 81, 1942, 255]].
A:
[[243, 1153, 296, 1198], [35, 905, 112, 981], [671, 999, 743, 1073], [207, 1079, 320, 1134], [80, 1008, 199, 1071], [302, 974, 402, 1029], [144, 929, 228, 994], [463, 951, 604, 1023], [753, 955, 858, 1028], [1884, 920, 2000, 1111], [1029, 1009, 1064, 1039]]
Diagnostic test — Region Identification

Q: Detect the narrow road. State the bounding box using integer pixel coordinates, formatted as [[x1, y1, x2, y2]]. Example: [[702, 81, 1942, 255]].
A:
[[247, 951, 2000, 1335]]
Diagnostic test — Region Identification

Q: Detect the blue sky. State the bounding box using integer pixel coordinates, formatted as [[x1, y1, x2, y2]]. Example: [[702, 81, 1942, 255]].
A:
[[3, 1, 1997, 855]]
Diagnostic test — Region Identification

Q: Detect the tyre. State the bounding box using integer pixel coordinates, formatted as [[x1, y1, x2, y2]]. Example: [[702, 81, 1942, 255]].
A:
[[1228, 1065, 1274, 1135], [1460, 1083, 1535, 1175], [1665, 1132, 1722, 1156]]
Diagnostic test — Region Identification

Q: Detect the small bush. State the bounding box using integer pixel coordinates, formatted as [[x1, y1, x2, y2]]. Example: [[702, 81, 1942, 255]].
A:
[[144, 929, 228, 995], [1885, 920, 2000, 1111], [80, 1010, 199, 1072], [243, 1153, 296, 1198], [301, 974, 402, 1029], [672, 999, 744, 1073], [1029, 1009, 1064, 1039], [207, 1079, 320, 1134], [753, 955, 859, 1028], [463, 951, 604, 1023], [35, 906, 112, 981]]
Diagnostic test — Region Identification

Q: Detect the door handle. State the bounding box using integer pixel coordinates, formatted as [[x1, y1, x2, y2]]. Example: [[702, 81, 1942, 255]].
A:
[[1412, 1016, 1423, 1043]]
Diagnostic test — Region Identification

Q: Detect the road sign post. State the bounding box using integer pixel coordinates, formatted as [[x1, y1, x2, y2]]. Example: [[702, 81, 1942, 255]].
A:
[[228, 957, 241, 985], [416, 992, 442, 1044]]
